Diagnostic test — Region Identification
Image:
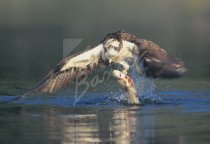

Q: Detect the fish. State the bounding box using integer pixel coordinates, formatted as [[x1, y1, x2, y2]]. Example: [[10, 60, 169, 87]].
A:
[[112, 70, 140, 105]]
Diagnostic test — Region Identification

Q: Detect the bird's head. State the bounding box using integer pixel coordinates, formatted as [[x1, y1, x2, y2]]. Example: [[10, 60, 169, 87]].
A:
[[103, 38, 122, 63]]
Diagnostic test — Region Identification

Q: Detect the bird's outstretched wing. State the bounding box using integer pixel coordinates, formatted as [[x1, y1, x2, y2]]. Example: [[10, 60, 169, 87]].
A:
[[117, 31, 186, 78], [138, 39, 186, 78], [24, 44, 107, 96]]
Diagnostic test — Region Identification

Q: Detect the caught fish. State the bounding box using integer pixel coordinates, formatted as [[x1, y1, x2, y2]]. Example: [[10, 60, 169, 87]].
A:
[[112, 70, 140, 105]]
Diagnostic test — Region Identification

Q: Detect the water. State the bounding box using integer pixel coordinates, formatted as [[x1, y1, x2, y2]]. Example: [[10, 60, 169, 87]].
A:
[[130, 64, 158, 100], [0, 79, 210, 144]]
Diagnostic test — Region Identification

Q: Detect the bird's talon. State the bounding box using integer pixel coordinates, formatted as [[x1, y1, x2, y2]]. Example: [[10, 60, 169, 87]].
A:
[[122, 70, 127, 75]]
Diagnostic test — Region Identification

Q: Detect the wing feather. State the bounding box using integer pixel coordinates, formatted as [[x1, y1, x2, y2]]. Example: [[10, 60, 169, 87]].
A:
[[118, 31, 186, 78], [24, 44, 107, 96], [138, 40, 186, 78]]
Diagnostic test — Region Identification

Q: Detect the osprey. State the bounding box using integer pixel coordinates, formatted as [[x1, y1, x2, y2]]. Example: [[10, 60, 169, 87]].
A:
[[24, 31, 186, 95]]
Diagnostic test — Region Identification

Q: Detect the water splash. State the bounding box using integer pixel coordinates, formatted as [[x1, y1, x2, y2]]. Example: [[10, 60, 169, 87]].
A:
[[130, 64, 156, 97], [131, 64, 163, 103], [109, 64, 161, 104]]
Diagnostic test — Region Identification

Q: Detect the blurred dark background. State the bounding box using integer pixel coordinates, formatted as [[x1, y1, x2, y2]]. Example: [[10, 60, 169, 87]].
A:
[[0, 0, 210, 81]]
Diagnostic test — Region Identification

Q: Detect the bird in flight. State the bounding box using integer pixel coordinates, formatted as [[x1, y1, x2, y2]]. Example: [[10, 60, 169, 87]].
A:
[[24, 31, 186, 95]]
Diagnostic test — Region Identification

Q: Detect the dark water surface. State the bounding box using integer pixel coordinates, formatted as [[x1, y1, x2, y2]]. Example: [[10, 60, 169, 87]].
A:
[[0, 79, 210, 144]]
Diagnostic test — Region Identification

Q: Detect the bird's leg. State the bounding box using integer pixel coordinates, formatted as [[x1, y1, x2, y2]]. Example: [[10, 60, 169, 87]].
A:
[[118, 61, 130, 74]]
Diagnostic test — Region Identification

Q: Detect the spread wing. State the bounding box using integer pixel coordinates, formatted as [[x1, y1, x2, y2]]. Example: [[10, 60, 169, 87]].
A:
[[138, 39, 186, 78], [24, 44, 107, 96]]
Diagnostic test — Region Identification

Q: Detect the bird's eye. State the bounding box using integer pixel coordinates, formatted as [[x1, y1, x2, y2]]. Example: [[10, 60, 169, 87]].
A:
[[109, 45, 114, 49]]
